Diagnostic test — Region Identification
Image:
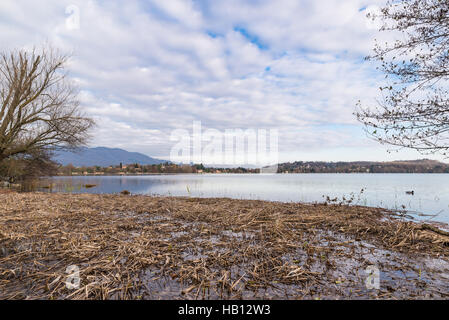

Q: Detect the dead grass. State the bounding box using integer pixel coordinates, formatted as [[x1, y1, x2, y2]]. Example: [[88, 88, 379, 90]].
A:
[[0, 191, 448, 300]]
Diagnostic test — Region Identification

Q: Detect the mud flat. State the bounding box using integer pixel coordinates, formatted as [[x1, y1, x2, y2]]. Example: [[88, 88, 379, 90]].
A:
[[0, 191, 448, 300]]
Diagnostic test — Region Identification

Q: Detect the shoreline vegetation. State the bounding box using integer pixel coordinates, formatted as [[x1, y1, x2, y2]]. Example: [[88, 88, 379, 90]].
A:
[[53, 159, 449, 177], [0, 191, 448, 300]]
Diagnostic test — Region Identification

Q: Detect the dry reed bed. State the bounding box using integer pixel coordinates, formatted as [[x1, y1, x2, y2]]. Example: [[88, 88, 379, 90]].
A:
[[0, 191, 448, 300]]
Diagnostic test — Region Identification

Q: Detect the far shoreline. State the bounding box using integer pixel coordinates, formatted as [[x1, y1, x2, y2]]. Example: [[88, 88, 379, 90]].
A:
[[50, 171, 449, 178]]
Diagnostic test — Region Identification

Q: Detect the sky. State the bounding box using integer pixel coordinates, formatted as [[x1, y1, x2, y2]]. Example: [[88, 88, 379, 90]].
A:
[[1, 0, 446, 164]]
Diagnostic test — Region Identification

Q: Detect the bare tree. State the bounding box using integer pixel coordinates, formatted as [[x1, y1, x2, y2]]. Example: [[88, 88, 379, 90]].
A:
[[0, 148, 58, 184], [356, 0, 449, 155], [0, 46, 94, 164]]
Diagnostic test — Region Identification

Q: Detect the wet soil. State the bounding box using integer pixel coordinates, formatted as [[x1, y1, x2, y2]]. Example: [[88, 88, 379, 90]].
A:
[[0, 191, 448, 299]]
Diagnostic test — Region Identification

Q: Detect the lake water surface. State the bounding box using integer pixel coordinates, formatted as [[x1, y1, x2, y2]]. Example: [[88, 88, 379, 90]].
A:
[[42, 174, 449, 223]]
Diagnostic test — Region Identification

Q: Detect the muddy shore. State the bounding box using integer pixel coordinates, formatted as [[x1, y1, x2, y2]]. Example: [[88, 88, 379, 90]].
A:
[[0, 191, 448, 300]]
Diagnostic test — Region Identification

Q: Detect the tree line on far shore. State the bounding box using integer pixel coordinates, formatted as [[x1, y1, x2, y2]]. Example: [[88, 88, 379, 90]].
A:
[[57, 159, 449, 176], [277, 159, 449, 174], [58, 163, 260, 176]]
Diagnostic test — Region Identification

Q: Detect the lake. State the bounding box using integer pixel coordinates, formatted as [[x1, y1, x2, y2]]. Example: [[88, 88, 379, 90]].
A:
[[41, 173, 449, 224]]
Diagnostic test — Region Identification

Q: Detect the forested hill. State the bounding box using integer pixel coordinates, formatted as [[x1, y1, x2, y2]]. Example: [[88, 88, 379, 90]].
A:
[[277, 159, 449, 173], [53, 147, 166, 167]]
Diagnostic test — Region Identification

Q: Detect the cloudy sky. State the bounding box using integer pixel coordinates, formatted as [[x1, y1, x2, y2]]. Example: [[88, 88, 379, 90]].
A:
[[1, 0, 443, 163]]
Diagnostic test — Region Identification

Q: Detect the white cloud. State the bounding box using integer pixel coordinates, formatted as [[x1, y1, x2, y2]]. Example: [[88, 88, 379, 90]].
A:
[[0, 0, 439, 162]]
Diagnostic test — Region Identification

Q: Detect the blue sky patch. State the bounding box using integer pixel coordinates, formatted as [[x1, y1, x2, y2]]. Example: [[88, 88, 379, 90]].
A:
[[233, 26, 269, 50]]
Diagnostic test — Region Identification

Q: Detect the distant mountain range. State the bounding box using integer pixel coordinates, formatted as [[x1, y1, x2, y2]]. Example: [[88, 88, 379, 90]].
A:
[[53, 147, 167, 167]]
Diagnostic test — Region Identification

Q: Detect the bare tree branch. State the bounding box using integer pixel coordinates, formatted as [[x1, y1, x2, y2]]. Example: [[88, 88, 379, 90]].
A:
[[356, 0, 449, 156], [0, 46, 94, 163]]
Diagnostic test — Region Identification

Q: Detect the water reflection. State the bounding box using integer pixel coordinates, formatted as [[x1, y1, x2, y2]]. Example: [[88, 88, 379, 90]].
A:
[[40, 174, 449, 223]]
